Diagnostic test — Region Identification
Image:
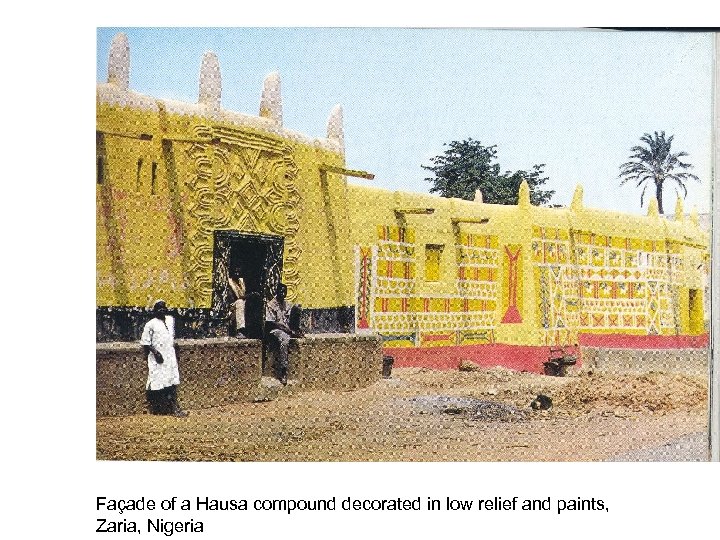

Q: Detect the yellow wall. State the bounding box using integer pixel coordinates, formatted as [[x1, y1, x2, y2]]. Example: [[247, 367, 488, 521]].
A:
[[97, 96, 354, 311], [96, 56, 709, 347], [347, 183, 709, 346]]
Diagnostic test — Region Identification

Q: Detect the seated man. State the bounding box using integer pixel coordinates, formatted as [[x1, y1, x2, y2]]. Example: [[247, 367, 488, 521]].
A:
[[264, 283, 303, 385]]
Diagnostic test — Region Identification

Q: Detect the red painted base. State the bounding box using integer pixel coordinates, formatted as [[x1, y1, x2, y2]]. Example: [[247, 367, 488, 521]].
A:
[[385, 344, 580, 374], [578, 333, 708, 349], [384, 333, 708, 373]]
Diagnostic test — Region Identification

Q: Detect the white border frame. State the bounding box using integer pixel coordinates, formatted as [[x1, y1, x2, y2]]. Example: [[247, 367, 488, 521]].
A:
[[709, 32, 719, 462]]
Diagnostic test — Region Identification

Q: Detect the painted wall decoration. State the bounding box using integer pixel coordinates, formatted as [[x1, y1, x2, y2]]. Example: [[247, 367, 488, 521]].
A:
[[501, 245, 522, 323], [358, 227, 499, 347], [349, 183, 709, 358], [97, 33, 709, 363], [355, 246, 374, 330]]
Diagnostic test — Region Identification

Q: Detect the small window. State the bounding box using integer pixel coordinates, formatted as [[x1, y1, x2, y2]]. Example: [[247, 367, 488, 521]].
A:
[[425, 244, 443, 281], [136, 159, 143, 192], [151, 162, 158, 195], [96, 157, 104, 184]]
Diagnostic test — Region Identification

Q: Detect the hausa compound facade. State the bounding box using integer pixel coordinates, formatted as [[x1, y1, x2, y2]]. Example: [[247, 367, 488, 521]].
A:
[[349, 184, 708, 370], [97, 34, 709, 372]]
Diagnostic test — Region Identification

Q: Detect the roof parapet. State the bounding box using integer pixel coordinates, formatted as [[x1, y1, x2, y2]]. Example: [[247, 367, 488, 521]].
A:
[[326, 105, 344, 151], [107, 33, 130, 91], [690, 206, 699, 226], [518, 180, 531, 209], [259, 72, 283, 126], [647, 197, 660, 218], [198, 52, 222, 109], [570, 184, 584, 211], [675, 197, 685, 222]]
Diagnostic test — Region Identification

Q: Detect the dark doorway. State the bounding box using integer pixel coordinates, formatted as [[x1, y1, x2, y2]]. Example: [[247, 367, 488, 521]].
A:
[[212, 231, 284, 339]]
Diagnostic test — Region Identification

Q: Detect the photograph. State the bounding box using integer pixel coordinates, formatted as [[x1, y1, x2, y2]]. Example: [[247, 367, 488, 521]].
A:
[[96, 27, 714, 462]]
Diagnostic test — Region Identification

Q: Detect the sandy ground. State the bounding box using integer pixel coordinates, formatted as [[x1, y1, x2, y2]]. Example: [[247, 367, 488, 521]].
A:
[[606, 432, 708, 462], [96, 367, 708, 462]]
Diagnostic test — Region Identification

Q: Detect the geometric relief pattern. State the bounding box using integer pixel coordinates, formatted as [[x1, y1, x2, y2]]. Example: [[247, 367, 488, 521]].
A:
[[534, 227, 684, 338], [533, 227, 578, 345], [456, 233, 499, 300], [646, 281, 662, 335], [210, 233, 233, 317], [366, 226, 416, 344], [359, 228, 499, 346], [536, 265, 578, 346], [501, 245, 522, 323], [375, 225, 416, 297], [355, 246, 373, 330], [184, 124, 302, 306]]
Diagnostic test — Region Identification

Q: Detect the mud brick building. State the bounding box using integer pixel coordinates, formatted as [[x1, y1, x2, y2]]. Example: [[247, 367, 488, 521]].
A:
[[97, 33, 709, 377]]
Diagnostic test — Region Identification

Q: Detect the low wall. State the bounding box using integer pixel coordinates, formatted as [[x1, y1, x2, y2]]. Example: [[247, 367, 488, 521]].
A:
[[580, 347, 709, 377], [96, 338, 263, 416], [97, 333, 383, 416], [578, 333, 709, 349], [288, 333, 383, 390]]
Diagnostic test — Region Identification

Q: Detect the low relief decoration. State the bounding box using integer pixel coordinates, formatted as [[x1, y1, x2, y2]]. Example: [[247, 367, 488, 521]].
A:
[[184, 125, 302, 305]]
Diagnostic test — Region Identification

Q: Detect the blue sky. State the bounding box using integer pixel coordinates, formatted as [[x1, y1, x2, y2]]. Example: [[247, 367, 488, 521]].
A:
[[97, 28, 713, 214]]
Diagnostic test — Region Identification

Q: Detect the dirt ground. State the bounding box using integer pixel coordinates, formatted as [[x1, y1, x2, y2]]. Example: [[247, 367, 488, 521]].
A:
[[96, 367, 708, 462]]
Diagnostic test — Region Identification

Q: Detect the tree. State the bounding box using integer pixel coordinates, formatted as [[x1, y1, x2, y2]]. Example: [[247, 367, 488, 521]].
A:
[[422, 139, 555, 206], [619, 131, 699, 215]]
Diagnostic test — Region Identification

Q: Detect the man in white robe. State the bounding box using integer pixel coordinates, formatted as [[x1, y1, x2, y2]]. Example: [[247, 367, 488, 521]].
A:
[[228, 268, 246, 337], [140, 300, 188, 417]]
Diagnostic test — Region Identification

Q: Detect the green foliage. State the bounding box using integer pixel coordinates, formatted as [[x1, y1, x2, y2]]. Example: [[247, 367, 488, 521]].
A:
[[422, 138, 555, 206], [619, 131, 699, 215]]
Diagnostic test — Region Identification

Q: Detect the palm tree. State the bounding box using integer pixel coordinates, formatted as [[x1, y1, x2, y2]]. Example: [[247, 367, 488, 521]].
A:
[[619, 131, 699, 215]]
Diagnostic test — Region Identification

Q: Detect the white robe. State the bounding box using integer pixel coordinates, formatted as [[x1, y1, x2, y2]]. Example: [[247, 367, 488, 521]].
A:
[[229, 277, 246, 328], [140, 316, 180, 390]]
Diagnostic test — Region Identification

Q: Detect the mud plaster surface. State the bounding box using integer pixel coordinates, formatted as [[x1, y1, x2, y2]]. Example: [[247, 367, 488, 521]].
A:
[[96, 367, 708, 462]]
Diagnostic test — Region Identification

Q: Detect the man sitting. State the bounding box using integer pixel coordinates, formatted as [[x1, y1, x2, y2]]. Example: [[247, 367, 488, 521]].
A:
[[264, 283, 303, 385]]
